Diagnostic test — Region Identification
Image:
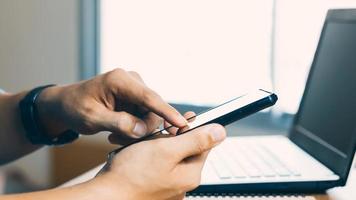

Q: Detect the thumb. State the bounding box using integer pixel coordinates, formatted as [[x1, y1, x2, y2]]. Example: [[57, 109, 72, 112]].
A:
[[96, 109, 148, 138], [167, 124, 226, 160]]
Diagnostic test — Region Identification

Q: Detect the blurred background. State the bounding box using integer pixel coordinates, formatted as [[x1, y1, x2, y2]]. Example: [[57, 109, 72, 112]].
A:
[[0, 0, 355, 194]]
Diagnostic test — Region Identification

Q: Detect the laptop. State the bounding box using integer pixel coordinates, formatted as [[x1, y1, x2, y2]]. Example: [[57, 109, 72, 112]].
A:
[[191, 9, 356, 194]]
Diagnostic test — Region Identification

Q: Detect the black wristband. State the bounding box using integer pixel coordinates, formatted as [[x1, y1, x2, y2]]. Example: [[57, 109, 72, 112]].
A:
[[19, 85, 79, 145]]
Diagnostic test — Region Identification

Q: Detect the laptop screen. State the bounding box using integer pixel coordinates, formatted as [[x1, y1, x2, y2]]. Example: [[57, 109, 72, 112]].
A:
[[290, 10, 356, 182]]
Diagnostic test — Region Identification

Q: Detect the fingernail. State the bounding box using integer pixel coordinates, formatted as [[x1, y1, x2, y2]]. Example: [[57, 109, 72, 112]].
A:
[[210, 126, 225, 142], [133, 122, 147, 137]]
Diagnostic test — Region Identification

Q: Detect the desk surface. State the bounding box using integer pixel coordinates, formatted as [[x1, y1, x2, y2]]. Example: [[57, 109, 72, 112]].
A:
[[62, 164, 355, 200]]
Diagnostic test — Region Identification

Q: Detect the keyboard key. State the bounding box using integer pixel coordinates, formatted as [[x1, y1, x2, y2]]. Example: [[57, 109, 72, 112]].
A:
[[210, 160, 232, 179], [283, 164, 301, 176], [222, 156, 247, 178], [242, 147, 277, 177], [254, 145, 294, 177], [234, 156, 262, 177], [274, 166, 292, 177], [225, 144, 264, 178], [257, 164, 277, 177]]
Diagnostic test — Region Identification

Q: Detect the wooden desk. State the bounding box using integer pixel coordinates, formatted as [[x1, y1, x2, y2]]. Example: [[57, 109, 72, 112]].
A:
[[61, 164, 355, 200]]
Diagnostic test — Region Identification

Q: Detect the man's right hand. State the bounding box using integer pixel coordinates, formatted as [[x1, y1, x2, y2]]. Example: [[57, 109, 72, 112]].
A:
[[93, 123, 226, 200]]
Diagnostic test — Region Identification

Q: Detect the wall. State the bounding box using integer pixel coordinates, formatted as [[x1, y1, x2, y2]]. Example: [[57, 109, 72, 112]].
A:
[[0, 0, 80, 186]]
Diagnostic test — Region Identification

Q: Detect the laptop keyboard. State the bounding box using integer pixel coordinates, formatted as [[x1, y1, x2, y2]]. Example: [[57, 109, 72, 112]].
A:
[[208, 141, 302, 180]]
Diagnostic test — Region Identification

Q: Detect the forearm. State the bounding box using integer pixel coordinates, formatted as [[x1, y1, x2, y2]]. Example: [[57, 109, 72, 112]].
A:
[[0, 92, 42, 164], [0, 179, 118, 200]]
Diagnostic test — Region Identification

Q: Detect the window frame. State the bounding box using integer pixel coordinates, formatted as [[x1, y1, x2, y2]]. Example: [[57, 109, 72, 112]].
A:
[[79, 0, 100, 80]]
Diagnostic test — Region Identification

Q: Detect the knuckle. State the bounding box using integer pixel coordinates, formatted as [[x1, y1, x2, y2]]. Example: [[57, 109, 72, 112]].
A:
[[104, 68, 126, 84], [206, 131, 216, 146], [128, 70, 140, 77], [111, 68, 126, 76], [128, 71, 144, 82], [82, 101, 96, 116]]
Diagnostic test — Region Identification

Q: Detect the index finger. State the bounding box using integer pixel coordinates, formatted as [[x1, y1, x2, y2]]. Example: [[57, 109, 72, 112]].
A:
[[139, 87, 188, 128], [165, 111, 196, 135], [112, 70, 188, 128]]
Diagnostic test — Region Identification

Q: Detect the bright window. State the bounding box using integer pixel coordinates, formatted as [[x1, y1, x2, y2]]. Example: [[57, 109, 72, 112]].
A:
[[100, 0, 273, 106], [100, 0, 356, 112]]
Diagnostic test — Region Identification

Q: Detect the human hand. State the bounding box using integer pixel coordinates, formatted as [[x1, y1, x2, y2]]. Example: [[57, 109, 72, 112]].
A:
[[94, 123, 226, 200], [0, 123, 225, 200], [36, 68, 187, 141]]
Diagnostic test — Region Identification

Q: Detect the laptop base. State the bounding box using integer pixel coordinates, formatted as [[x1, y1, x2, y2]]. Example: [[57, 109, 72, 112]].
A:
[[190, 136, 341, 194]]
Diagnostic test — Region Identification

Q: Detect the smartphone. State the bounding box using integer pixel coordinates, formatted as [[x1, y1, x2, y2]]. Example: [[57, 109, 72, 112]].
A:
[[105, 89, 278, 158], [170, 89, 278, 135]]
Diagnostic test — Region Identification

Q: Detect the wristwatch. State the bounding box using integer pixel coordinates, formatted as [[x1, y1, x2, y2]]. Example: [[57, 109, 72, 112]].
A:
[[19, 85, 79, 145]]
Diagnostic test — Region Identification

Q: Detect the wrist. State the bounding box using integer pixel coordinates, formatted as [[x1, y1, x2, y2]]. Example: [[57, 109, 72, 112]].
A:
[[19, 85, 80, 145], [36, 85, 69, 138]]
